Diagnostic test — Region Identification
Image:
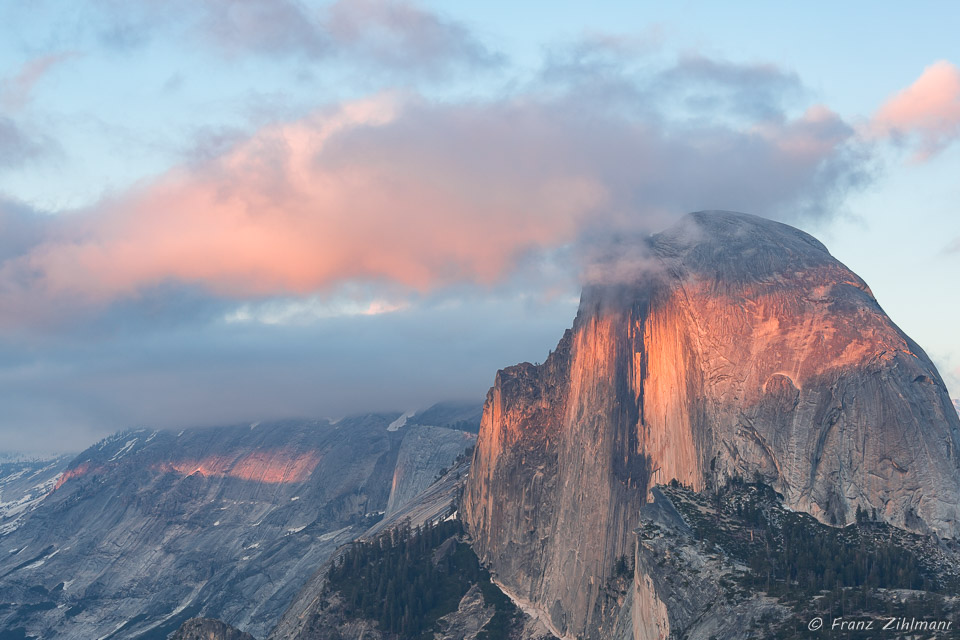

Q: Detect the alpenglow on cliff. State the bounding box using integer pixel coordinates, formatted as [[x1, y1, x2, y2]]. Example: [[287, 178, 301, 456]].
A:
[[463, 211, 960, 639]]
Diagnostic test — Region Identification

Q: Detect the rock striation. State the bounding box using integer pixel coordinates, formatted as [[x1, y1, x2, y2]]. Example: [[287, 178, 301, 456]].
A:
[[463, 211, 960, 639], [385, 425, 476, 517]]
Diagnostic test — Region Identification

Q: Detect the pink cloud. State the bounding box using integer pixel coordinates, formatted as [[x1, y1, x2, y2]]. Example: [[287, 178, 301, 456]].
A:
[[871, 60, 960, 161], [0, 69, 864, 324], [2, 95, 601, 310]]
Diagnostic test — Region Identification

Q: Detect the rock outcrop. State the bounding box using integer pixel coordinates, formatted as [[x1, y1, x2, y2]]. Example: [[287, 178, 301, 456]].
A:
[[170, 617, 256, 640], [463, 211, 960, 639]]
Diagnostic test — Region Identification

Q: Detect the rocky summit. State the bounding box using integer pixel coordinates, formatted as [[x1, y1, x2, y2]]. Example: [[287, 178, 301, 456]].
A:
[[463, 211, 960, 639]]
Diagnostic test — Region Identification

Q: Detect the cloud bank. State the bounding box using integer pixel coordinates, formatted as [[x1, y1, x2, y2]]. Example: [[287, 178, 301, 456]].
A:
[[0, 50, 878, 326], [3, 0, 960, 451]]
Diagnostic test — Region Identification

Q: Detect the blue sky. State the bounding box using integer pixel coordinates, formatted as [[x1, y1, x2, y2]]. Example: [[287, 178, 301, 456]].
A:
[[1, 1, 958, 452]]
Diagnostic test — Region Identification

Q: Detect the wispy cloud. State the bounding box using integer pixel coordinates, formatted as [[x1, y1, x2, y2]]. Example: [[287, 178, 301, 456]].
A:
[[88, 0, 500, 77], [1, 52, 77, 111], [225, 293, 408, 325]]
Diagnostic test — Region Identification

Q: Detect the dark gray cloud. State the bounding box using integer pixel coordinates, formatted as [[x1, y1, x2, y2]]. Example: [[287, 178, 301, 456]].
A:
[[0, 288, 576, 452]]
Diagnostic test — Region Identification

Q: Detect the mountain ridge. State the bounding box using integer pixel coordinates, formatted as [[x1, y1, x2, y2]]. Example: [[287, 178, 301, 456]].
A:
[[464, 210, 960, 639], [0, 409, 475, 639]]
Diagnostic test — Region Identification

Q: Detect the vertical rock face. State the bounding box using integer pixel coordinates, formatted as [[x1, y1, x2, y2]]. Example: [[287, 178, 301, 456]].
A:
[[385, 425, 477, 516], [463, 211, 960, 639]]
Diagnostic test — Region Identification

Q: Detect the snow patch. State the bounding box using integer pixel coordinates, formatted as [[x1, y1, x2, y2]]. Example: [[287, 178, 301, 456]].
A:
[[109, 438, 138, 461], [98, 620, 129, 640], [0, 469, 65, 535], [318, 525, 353, 542], [24, 547, 59, 570], [387, 410, 416, 432]]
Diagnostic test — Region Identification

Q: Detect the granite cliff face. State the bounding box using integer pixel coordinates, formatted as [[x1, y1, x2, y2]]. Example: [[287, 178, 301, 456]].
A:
[[463, 211, 960, 639], [385, 425, 477, 517]]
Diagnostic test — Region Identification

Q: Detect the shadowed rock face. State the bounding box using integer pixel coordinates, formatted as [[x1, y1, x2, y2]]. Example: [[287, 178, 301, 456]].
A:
[[385, 425, 477, 516], [0, 414, 474, 639], [463, 211, 960, 639]]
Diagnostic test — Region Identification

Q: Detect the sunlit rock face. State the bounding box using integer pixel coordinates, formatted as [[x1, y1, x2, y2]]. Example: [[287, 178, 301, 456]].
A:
[[464, 211, 960, 639]]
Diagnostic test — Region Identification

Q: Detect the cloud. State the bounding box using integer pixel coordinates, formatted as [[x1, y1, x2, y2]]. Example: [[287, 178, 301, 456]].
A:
[[656, 54, 804, 122], [89, 0, 500, 77], [0, 198, 50, 260], [0, 118, 48, 170], [1, 52, 77, 111], [0, 52, 870, 326], [198, 0, 328, 58], [870, 60, 960, 161], [0, 55, 68, 171], [0, 290, 577, 452], [225, 289, 410, 325], [325, 0, 503, 77]]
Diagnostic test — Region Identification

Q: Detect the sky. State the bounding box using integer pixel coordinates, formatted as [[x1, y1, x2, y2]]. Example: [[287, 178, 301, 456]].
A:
[[0, 1, 959, 453]]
